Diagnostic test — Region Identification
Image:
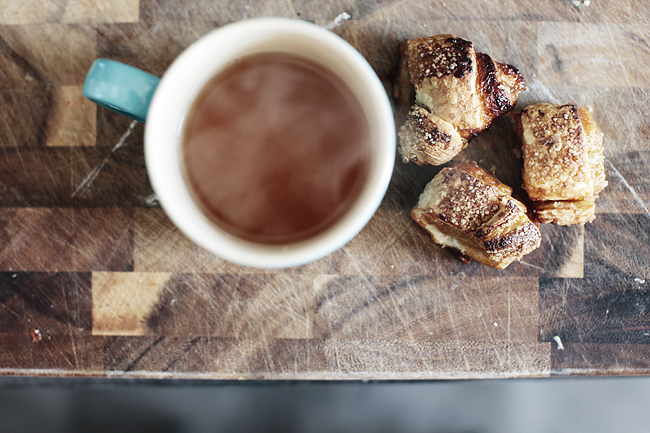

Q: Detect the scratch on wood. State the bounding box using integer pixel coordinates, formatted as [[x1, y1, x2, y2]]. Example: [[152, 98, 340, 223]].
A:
[[380, 19, 390, 51], [605, 158, 650, 218], [42, 334, 75, 369], [260, 327, 276, 371], [518, 261, 545, 271], [602, 19, 632, 90], [403, 251, 423, 275], [72, 120, 138, 198], [526, 79, 560, 104], [442, 297, 471, 369], [377, 225, 410, 258], [333, 343, 342, 372], [545, 44, 563, 73], [162, 337, 201, 372], [124, 336, 165, 372], [342, 243, 370, 275], [545, 233, 556, 253], [386, 282, 415, 340], [61, 284, 79, 369], [1, 301, 22, 318]]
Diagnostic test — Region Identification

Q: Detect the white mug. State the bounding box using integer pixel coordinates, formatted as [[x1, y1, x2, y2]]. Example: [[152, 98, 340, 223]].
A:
[[84, 17, 395, 268]]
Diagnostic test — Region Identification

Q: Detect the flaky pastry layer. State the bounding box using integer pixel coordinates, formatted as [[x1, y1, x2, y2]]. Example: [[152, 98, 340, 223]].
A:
[[411, 162, 541, 268]]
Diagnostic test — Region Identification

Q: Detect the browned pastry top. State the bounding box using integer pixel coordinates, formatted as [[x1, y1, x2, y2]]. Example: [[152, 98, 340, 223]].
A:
[[427, 163, 508, 232], [405, 35, 475, 84], [402, 35, 526, 137], [520, 103, 593, 201]]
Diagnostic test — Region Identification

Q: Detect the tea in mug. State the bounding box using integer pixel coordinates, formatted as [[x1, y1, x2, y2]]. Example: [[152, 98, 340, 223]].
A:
[[182, 52, 371, 245]]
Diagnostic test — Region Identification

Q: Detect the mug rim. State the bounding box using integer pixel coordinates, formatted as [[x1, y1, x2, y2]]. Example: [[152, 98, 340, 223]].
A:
[[145, 17, 395, 268]]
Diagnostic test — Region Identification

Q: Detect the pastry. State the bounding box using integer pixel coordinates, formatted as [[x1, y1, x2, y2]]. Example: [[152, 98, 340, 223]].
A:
[[512, 102, 606, 224], [411, 162, 541, 268], [396, 35, 527, 165]]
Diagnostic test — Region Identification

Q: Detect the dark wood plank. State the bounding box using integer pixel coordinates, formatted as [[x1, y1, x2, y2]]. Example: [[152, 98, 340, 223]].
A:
[[0, 208, 76, 271], [102, 337, 327, 377], [73, 209, 134, 271], [0, 148, 71, 205], [0, 270, 98, 372], [71, 146, 150, 207], [0, 87, 52, 147], [540, 276, 650, 345], [0, 208, 133, 272], [0, 273, 25, 333], [0, 333, 104, 373], [552, 343, 650, 376], [9, 272, 92, 334], [0, 145, 149, 207], [133, 207, 578, 277]]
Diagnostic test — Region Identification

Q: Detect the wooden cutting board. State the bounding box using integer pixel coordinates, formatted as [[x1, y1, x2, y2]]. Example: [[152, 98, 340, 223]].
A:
[[1, 0, 649, 379]]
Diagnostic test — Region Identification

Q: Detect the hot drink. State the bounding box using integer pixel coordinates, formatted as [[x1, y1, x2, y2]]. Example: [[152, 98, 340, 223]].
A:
[[182, 52, 371, 245]]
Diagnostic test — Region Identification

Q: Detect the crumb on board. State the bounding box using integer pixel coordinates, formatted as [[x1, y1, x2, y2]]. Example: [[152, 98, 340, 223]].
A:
[[571, 0, 590, 8], [553, 335, 564, 350], [30, 328, 42, 343]]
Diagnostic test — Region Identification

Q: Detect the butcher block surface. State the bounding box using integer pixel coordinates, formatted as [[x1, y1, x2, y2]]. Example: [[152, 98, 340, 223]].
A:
[[1, 0, 650, 380]]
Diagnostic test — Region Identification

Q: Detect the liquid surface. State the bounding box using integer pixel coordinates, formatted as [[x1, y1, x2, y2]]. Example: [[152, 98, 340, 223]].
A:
[[182, 53, 370, 245]]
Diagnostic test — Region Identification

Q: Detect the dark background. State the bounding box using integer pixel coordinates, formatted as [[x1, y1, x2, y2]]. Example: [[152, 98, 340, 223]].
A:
[[1, 377, 648, 432]]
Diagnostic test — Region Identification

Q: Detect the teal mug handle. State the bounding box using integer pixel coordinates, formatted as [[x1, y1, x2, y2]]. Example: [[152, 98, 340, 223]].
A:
[[83, 59, 160, 124]]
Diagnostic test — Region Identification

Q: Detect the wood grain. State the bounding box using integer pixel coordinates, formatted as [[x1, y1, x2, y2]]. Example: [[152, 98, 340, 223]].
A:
[[1, 0, 649, 380], [102, 337, 550, 379], [538, 22, 650, 87], [585, 213, 650, 280], [540, 276, 650, 345], [62, 0, 140, 24], [0, 24, 95, 85], [0, 208, 133, 271], [0, 87, 54, 147], [313, 276, 539, 342], [133, 209, 266, 274], [0, 0, 66, 26], [553, 343, 650, 376], [44, 85, 96, 147], [13, 272, 92, 334], [92, 271, 172, 336]]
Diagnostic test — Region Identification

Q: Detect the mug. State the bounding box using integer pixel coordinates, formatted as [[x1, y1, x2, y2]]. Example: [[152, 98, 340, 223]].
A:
[[83, 17, 395, 268]]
